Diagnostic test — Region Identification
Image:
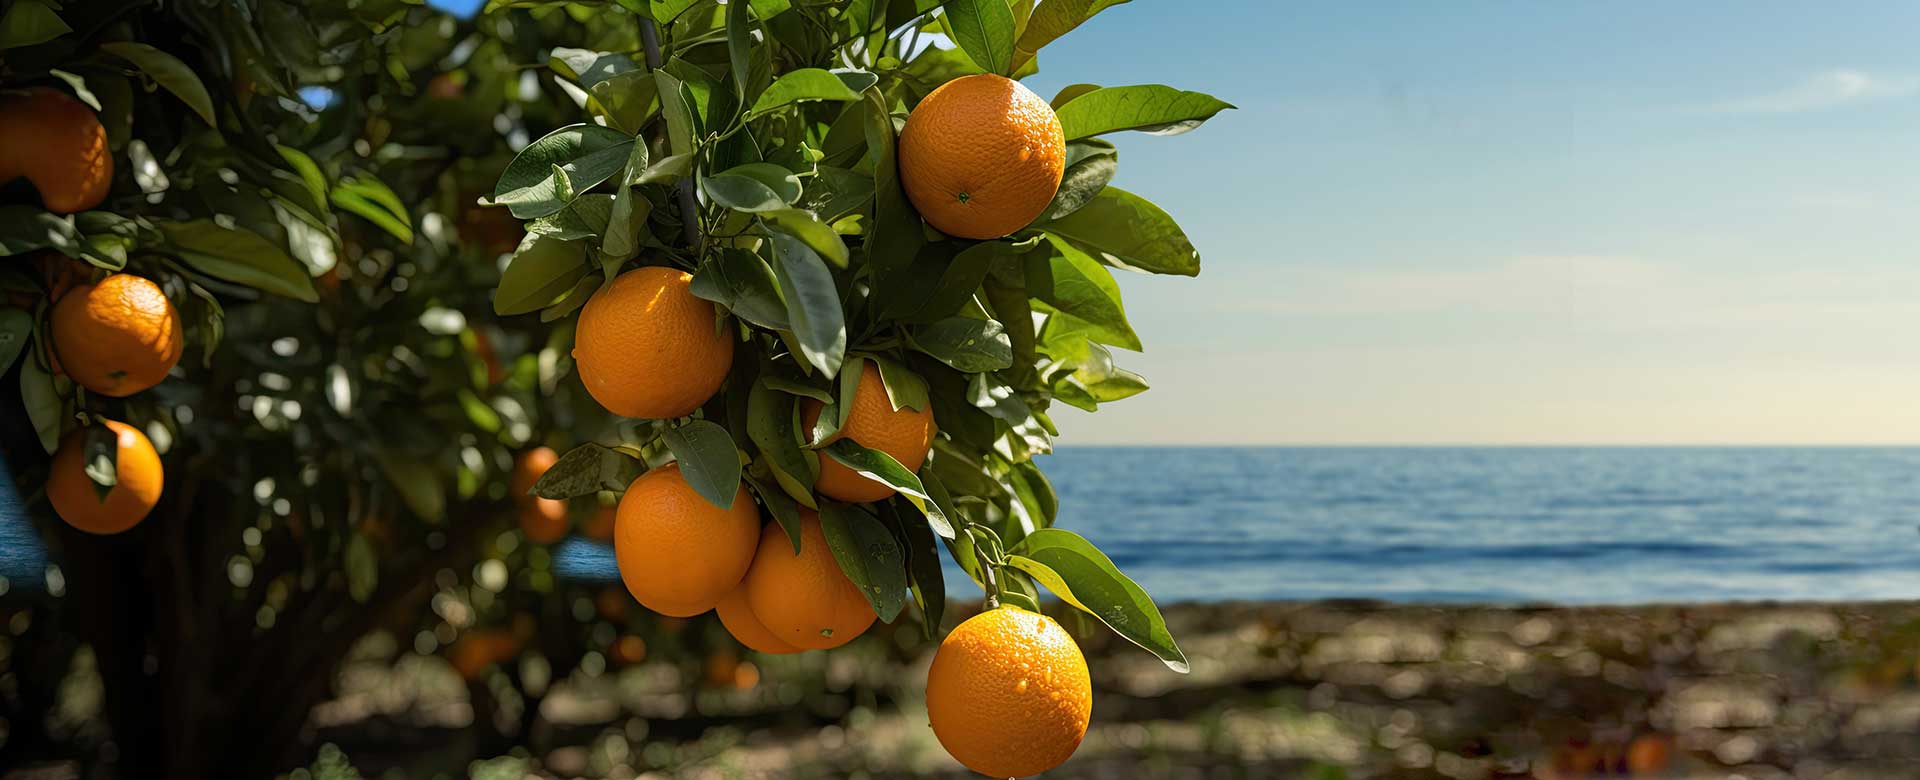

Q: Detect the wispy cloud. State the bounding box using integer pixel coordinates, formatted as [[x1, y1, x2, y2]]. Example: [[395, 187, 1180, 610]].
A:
[[1694, 69, 1919, 115]]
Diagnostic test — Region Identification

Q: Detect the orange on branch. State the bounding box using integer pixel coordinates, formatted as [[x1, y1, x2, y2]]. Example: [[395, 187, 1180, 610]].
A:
[[50, 274, 184, 397], [612, 463, 759, 617], [742, 510, 875, 651], [898, 74, 1065, 239], [716, 582, 800, 655], [47, 420, 164, 535], [802, 361, 934, 503], [926, 606, 1092, 778], [573, 266, 733, 420], [518, 497, 568, 544], [0, 88, 114, 214]]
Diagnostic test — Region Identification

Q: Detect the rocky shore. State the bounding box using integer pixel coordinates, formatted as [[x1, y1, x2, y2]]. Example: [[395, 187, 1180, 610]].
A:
[[301, 600, 1920, 779]]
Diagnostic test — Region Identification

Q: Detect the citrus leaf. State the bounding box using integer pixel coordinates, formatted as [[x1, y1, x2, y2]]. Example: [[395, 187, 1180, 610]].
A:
[[656, 71, 697, 157], [909, 316, 1013, 372], [798, 164, 873, 223], [0, 308, 29, 372], [760, 208, 848, 268], [493, 124, 635, 218], [745, 473, 803, 553], [745, 68, 865, 119], [702, 162, 801, 212], [767, 230, 846, 376], [19, 341, 64, 454], [817, 501, 908, 623], [532, 443, 648, 500], [1044, 186, 1198, 276], [1033, 139, 1115, 224], [494, 234, 589, 315], [161, 220, 318, 302], [1008, 528, 1188, 672], [868, 354, 929, 412], [331, 174, 414, 243], [821, 440, 951, 537], [0, 207, 83, 257], [690, 248, 790, 330], [1055, 84, 1234, 140], [747, 379, 818, 498], [944, 0, 1016, 76], [1011, 0, 1130, 71], [1050, 82, 1102, 109], [893, 501, 945, 635], [548, 48, 641, 89], [274, 144, 330, 212], [100, 42, 217, 126], [662, 420, 742, 509], [527, 193, 616, 240], [863, 90, 922, 292], [0, 0, 70, 50], [727, 0, 753, 101], [602, 141, 652, 259], [1026, 236, 1138, 349]]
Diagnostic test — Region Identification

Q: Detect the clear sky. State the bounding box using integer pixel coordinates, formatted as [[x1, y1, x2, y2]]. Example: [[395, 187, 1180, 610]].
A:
[[437, 1, 1920, 445], [1019, 1, 1920, 445]]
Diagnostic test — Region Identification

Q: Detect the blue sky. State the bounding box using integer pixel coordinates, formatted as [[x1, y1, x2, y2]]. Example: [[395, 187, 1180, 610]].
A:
[[436, 1, 1920, 444]]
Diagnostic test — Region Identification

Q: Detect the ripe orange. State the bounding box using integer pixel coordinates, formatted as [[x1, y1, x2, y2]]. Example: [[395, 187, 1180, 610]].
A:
[[0, 87, 114, 213], [573, 266, 733, 419], [716, 582, 800, 655], [610, 634, 648, 665], [802, 361, 934, 503], [926, 606, 1092, 778], [742, 510, 875, 651], [518, 498, 568, 544], [613, 463, 759, 617], [581, 501, 617, 541], [50, 274, 184, 397], [898, 74, 1065, 239], [47, 420, 164, 535], [511, 446, 557, 501]]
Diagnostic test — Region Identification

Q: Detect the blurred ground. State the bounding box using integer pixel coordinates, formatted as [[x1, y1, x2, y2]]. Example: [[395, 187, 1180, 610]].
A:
[[276, 600, 1920, 780]]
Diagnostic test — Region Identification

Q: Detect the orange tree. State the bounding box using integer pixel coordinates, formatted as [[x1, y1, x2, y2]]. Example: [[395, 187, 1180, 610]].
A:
[[0, 0, 641, 776], [490, 0, 1230, 774]]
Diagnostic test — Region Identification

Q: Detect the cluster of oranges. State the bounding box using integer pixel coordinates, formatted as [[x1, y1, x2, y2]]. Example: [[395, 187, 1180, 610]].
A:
[[3, 89, 189, 537], [503, 73, 1097, 777]]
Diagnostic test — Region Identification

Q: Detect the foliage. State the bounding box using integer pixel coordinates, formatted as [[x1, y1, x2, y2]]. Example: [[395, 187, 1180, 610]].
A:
[[490, 0, 1230, 671]]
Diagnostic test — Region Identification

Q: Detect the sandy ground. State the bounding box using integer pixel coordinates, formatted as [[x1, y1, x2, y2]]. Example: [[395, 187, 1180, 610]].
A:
[[301, 600, 1920, 779]]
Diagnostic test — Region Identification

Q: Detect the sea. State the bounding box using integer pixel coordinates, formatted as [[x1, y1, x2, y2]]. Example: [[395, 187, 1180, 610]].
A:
[[1038, 447, 1920, 605]]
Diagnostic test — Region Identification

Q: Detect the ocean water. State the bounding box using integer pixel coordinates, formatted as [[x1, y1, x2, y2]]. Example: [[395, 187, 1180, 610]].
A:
[[1033, 447, 1920, 605]]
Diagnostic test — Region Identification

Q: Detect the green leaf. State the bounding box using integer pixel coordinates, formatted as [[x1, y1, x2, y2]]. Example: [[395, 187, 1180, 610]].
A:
[[768, 230, 846, 376], [373, 449, 445, 522], [493, 124, 636, 219], [1008, 528, 1188, 672], [690, 248, 790, 330], [863, 91, 923, 291], [0, 308, 29, 372], [761, 209, 849, 268], [1026, 236, 1138, 349], [894, 501, 945, 636], [19, 339, 63, 454], [346, 533, 378, 603], [274, 145, 330, 213], [817, 501, 908, 623], [883, 240, 1001, 323], [99, 42, 217, 127], [1045, 186, 1199, 276], [47, 70, 100, 111], [727, 0, 753, 101], [331, 174, 414, 243], [656, 71, 697, 157], [1055, 84, 1235, 140], [1033, 139, 1115, 224], [745, 68, 865, 118], [494, 234, 589, 315], [869, 355, 929, 412], [701, 162, 801, 212], [662, 420, 743, 509], [1011, 0, 1130, 71], [820, 440, 952, 538], [911, 316, 1013, 372], [589, 70, 660, 135], [603, 142, 652, 259], [638, 153, 694, 184], [746, 473, 805, 553], [532, 443, 649, 500], [0, 207, 82, 257], [161, 220, 318, 302], [799, 165, 874, 223], [549, 48, 641, 89], [1050, 82, 1103, 109], [944, 0, 1016, 76], [747, 378, 818, 496], [0, 0, 70, 50]]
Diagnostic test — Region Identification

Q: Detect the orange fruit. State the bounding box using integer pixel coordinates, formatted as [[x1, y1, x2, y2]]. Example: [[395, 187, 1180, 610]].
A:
[[716, 582, 800, 655], [512, 446, 557, 502], [47, 420, 164, 535], [610, 634, 647, 665], [581, 501, 617, 541], [898, 74, 1065, 240], [450, 630, 519, 680], [703, 649, 741, 687], [518, 498, 569, 544], [926, 606, 1092, 778], [613, 463, 759, 617], [573, 266, 733, 419], [742, 510, 875, 651], [0, 87, 113, 214], [49, 274, 184, 397], [802, 361, 934, 503]]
